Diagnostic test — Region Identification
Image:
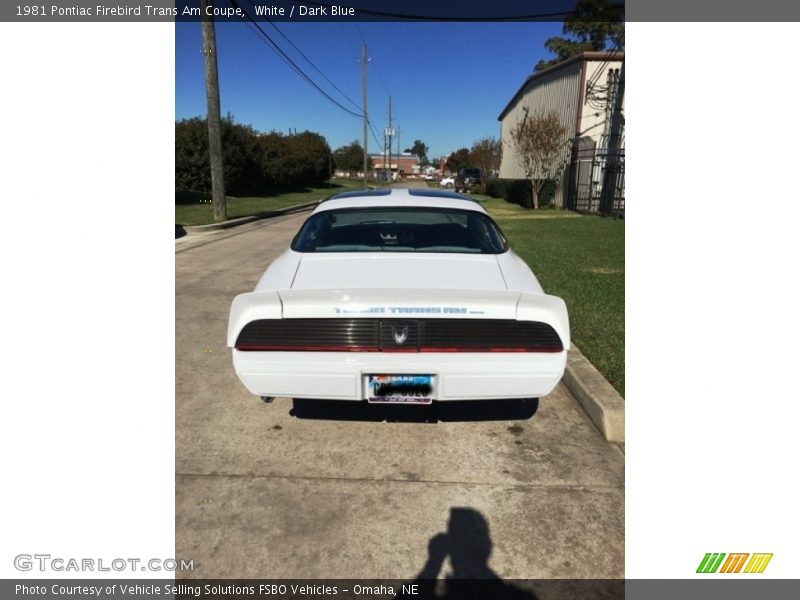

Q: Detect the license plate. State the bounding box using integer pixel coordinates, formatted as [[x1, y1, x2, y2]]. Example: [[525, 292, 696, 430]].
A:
[[366, 375, 434, 404]]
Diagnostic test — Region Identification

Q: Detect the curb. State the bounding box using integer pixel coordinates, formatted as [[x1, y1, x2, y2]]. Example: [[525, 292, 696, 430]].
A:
[[562, 345, 625, 443], [181, 201, 319, 233]]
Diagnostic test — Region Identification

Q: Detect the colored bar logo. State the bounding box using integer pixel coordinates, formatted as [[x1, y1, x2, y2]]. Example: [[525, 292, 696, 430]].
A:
[[697, 553, 772, 574]]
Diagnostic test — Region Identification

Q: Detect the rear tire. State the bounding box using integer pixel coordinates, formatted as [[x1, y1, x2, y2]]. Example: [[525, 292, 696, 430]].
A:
[[260, 396, 274, 404]]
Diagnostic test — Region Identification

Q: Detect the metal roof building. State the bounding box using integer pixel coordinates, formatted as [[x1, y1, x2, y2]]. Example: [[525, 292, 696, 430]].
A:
[[498, 51, 624, 211]]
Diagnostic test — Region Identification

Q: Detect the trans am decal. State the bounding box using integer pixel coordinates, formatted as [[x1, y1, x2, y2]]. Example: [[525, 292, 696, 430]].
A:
[[333, 306, 469, 315]]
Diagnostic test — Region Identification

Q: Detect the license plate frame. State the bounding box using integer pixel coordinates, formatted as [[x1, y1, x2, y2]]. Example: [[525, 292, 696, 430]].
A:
[[365, 374, 434, 404]]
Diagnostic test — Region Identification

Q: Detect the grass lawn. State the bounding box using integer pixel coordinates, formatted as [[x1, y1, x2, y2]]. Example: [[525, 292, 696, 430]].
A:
[[476, 195, 625, 396], [176, 179, 370, 226]]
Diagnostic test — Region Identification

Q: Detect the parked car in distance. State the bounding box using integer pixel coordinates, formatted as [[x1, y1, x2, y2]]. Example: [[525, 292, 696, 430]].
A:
[[227, 187, 570, 405], [454, 168, 483, 193], [439, 176, 455, 189]]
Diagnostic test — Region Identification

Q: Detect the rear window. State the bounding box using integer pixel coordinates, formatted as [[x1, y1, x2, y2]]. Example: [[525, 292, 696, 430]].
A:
[[291, 207, 508, 254]]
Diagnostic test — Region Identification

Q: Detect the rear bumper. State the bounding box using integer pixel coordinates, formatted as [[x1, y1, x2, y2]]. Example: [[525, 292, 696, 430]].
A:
[[232, 350, 567, 401]]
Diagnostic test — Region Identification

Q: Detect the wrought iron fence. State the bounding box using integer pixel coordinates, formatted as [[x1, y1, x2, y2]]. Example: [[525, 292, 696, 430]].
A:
[[567, 139, 625, 215]]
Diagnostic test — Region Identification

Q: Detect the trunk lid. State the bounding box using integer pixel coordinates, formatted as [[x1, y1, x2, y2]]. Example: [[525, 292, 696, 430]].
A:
[[290, 253, 508, 291]]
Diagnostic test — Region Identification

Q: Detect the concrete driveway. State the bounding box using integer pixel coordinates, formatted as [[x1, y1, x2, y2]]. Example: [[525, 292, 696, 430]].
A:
[[175, 208, 624, 579]]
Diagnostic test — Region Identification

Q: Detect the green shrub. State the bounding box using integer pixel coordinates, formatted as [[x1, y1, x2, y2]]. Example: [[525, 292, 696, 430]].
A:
[[469, 183, 486, 195], [484, 178, 505, 198], [538, 179, 557, 208], [485, 178, 557, 208], [504, 179, 533, 207], [175, 116, 331, 198]]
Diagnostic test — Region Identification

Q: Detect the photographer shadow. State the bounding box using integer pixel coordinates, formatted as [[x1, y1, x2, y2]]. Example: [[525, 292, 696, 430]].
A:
[[395, 508, 537, 600]]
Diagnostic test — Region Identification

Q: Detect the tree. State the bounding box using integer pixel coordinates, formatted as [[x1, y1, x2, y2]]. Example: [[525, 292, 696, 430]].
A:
[[469, 137, 502, 180], [257, 130, 331, 189], [510, 110, 568, 209], [257, 131, 292, 188], [175, 115, 262, 195], [534, 0, 624, 72], [175, 117, 210, 192], [404, 139, 429, 165], [333, 140, 371, 176], [287, 131, 331, 185], [445, 147, 470, 173]]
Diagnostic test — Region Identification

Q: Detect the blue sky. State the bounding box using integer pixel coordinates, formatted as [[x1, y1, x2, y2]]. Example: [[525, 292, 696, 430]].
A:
[[175, 20, 564, 159]]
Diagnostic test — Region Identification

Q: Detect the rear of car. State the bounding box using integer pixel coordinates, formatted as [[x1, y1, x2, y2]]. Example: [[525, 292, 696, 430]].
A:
[[454, 168, 483, 193], [227, 189, 569, 404]]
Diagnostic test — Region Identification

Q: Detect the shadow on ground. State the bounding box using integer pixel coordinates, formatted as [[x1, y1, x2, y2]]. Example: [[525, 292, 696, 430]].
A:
[[395, 507, 537, 599], [289, 398, 538, 423], [394, 507, 623, 599]]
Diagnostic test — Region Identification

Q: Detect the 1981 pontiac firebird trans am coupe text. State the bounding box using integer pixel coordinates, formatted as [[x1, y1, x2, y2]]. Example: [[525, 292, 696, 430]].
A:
[[227, 188, 570, 404]]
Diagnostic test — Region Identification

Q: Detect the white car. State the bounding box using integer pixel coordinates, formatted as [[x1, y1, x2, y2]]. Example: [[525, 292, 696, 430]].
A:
[[227, 188, 570, 404], [439, 176, 455, 189]]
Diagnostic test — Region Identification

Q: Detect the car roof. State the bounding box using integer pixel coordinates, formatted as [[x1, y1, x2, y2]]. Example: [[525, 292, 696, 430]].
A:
[[315, 187, 486, 214]]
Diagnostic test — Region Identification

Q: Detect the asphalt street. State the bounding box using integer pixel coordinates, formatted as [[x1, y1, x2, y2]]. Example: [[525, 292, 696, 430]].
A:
[[175, 203, 624, 579]]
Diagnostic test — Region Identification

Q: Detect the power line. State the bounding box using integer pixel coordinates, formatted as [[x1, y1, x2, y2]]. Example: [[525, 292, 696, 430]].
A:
[[337, 23, 360, 62], [249, 3, 362, 112], [367, 118, 383, 150], [372, 63, 393, 104], [229, 0, 364, 119], [350, 24, 392, 107], [585, 37, 624, 96], [354, 21, 366, 45], [349, 27, 389, 160]]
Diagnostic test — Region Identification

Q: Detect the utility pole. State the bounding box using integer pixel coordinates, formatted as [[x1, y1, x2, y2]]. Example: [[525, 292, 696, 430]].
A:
[[599, 60, 625, 216], [361, 43, 368, 186], [387, 96, 392, 181], [200, 0, 226, 222], [396, 126, 400, 177]]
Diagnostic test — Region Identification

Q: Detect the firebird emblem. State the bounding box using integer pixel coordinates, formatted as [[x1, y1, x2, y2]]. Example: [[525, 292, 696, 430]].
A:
[[392, 326, 409, 345]]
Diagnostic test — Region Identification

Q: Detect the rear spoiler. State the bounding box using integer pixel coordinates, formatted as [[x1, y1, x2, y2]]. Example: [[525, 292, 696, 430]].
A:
[[517, 293, 570, 351], [227, 291, 282, 348]]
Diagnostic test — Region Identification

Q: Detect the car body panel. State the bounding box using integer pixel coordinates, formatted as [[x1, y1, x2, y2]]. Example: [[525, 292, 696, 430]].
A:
[[231, 350, 567, 401], [290, 253, 509, 291], [227, 189, 570, 402], [254, 249, 302, 291], [496, 250, 545, 293]]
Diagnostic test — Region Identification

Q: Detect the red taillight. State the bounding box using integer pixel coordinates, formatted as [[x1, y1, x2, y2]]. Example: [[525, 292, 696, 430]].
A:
[[419, 347, 563, 353], [234, 318, 563, 353], [235, 344, 379, 352]]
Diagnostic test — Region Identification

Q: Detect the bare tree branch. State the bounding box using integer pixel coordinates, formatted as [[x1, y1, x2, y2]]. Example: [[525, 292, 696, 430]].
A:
[[510, 110, 568, 208]]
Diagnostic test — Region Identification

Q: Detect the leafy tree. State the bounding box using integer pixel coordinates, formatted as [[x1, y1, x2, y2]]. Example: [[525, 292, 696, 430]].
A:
[[469, 137, 502, 179], [175, 117, 210, 192], [510, 110, 568, 209], [445, 147, 470, 173], [220, 116, 263, 195], [288, 131, 331, 185], [404, 139, 429, 165], [257, 130, 331, 188], [333, 140, 371, 176], [175, 115, 262, 195], [257, 131, 292, 188], [534, 0, 624, 72], [176, 116, 334, 195]]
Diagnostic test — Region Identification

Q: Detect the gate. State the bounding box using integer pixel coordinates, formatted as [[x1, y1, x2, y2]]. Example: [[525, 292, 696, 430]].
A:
[[568, 137, 625, 215]]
